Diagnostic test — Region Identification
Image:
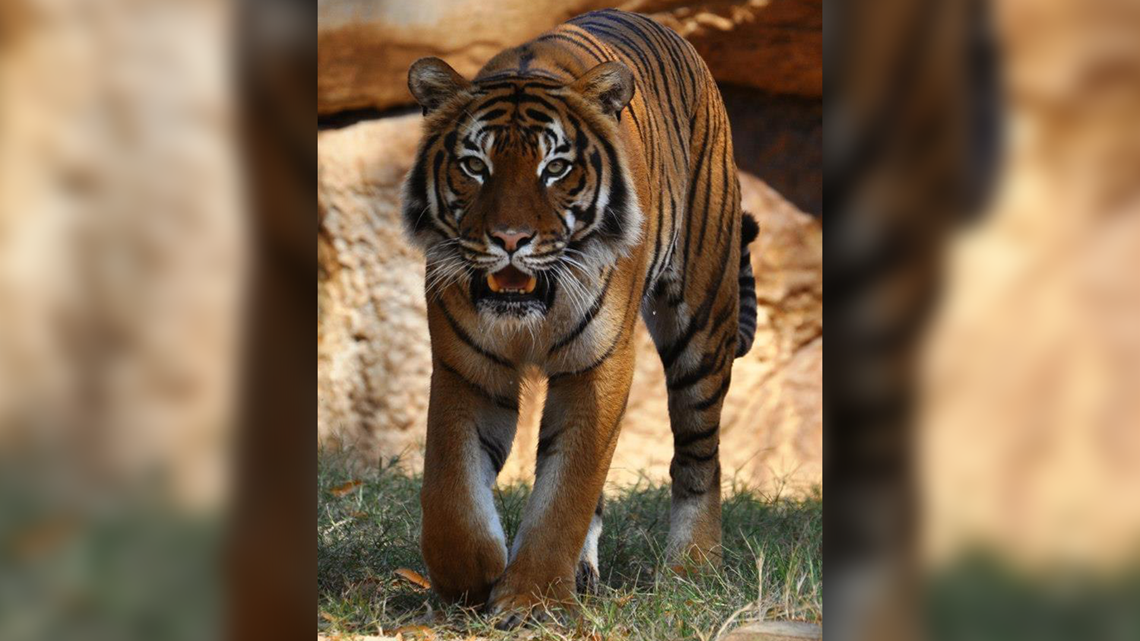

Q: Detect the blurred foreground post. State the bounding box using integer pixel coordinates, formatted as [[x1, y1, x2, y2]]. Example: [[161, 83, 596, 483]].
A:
[[831, 0, 1140, 639], [826, 0, 1000, 639], [0, 0, 245, 639]]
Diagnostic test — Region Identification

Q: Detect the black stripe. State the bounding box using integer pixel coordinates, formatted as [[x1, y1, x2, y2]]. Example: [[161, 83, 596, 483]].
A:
[[512, 93, 561, 111], [641, 15, 699, 106], [572, 115, 589, 153], [666, 332, 733, 391], [696, 129, 729, 248], [676, 445, 719, 464], [674, 424, 718, 449], [626, 100, 645, 142], [431, 149, 448, 222], [540, 129, 556, 152], [478, 431, 508, 473], [673, 100, 714, 305], [658, 238, 734, 369], [437, 360, 518, 412], [708, 302, 736, 338], [646, 192, 678, 294], [518, 45, 534, 72], [525, 108, 553, 123], [691, 377, 731, 411], [667, 360, 718, 391], [437, 300, 514, 368], [475, 80, 562, 92], [566, 171, 588, 197], [427, 148, 460, 238], [549, 269, 615, 354], [579, 17, 658, 85], [735, 335, 754, 358], [548, 272, 639, 383], [548, 330, 622, 384], [470, 88, 562, 114], [536, 431, 558, 458], [469, 95, 516, 113], [582, 149, 604, 227], [679, 110, 724, 298], [710, 116, 736, 249], [642, 197, 666, 297], [600, 155, 628, 240], [402, 137, 435, 233], [537, 33, 607, 64], [479, 108, 508, 121]]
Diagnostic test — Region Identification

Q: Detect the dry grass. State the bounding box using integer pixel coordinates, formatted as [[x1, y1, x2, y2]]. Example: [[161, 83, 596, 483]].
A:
[[317, 453, 822, 640]]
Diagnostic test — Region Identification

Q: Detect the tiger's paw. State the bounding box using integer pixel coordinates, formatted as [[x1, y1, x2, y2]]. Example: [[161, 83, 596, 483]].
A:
[[667, 542, 724, 576], [575, 559, 599, 595], [486, 573, 569, 629], [486, 590, 543, 630]]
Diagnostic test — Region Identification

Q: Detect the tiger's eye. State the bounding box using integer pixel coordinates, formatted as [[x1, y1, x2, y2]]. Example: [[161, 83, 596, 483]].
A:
[[544, 159, 570, 178], [460, 157, 486, 176]]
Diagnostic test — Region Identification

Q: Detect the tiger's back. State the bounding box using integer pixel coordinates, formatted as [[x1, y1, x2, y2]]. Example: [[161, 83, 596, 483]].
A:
[[401, 8, 757, 622]]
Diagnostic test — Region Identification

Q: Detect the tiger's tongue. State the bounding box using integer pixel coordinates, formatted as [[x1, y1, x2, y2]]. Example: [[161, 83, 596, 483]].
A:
[[489, 265, 533, 292]]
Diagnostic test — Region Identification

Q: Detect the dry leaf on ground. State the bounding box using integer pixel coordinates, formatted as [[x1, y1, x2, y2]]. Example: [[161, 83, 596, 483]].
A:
[[330, 480, 363, 496], [393, 568, 431, 590], [393, 624, 434, 639]]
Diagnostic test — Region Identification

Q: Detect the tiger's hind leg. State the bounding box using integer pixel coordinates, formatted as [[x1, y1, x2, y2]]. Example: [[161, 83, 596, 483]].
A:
[[642, 250, 742, 568]]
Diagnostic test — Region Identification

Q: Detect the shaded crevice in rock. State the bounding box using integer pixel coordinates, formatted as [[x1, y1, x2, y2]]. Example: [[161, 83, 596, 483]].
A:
[[721, 85, 822, 217]]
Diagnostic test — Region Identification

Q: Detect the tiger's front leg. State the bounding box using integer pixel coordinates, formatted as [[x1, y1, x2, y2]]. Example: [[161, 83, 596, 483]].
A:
[[420, 354, 520, 606], [486, 339, 635, 624]]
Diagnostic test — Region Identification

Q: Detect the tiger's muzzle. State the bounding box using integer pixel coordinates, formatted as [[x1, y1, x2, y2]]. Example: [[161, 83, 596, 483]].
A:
[[470, 264, 558, 318]]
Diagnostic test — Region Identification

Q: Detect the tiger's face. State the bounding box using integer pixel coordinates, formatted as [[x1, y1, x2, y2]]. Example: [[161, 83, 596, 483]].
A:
[[402, 57, 641, 322]]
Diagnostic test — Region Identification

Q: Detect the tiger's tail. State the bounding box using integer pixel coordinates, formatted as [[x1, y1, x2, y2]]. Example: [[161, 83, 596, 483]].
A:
[[736, 213, 760, 358]]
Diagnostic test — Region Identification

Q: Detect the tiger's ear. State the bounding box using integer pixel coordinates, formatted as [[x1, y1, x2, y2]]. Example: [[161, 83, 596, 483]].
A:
[[408, 57, 471, 115], [571, 61, 635, 118]]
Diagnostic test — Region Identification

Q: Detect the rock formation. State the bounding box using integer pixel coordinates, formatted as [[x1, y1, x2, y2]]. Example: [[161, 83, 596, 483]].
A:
[[317, 0, 822, 114]]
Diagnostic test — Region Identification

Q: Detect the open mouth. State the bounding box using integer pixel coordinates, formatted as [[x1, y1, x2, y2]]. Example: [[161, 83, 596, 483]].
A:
[[471, 265, 556, 316], [487, 265, 537, 295]]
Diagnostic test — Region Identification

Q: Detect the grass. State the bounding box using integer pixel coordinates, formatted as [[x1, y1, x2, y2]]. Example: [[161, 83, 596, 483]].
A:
[[317, 453, 822, 640], [924, 552, 1140, 641]]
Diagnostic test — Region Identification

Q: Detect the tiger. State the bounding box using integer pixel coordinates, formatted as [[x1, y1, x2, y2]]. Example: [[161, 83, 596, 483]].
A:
[[400, 8, 759, 623]]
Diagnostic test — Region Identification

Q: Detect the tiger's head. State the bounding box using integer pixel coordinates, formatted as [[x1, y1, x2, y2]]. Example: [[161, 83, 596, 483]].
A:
[[401, 57, 642, 322]]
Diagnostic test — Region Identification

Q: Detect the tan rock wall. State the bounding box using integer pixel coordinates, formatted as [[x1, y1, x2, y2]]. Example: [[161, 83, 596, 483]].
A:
[[317, 0, 822, 114], [644, 0, 822, 97], [918, 0, 1140, 569], [0, 0, 244, 509]]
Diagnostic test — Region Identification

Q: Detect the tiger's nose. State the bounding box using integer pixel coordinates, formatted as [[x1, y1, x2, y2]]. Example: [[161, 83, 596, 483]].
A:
[[490, 228, 535, 253]]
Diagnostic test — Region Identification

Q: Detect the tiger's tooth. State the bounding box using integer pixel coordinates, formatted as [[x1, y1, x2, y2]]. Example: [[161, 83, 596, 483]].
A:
[[487, 273, 501, 293], [524, 276, 537, 294]]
